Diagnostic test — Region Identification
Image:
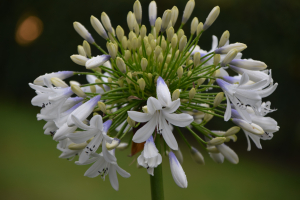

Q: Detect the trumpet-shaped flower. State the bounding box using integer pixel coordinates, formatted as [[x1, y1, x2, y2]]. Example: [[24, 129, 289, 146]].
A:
[[77, 151, 130, 191], [138, 136, 162, 176], [231, 108, 279, 151], [128, 77, 193, 150], [67, 115, 115, 164], [216, 72, 277, 122]]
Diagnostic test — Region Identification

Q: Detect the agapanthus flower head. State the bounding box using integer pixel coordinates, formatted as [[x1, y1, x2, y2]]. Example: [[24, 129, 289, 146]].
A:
[[29, 0, 279, 192]]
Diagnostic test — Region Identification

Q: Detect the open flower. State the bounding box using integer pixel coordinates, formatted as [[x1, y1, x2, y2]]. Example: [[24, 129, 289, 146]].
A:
[[68, 115, 115, 164], [77, 151, 130, 191], [216, 73, 277, 122], [137, 136, 162, 176], [128, 77, 193, 150]]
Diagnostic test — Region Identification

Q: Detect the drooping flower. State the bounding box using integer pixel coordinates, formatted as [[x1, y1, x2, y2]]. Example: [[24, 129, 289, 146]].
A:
[[76, 151, 130, 191], [137, 136, 162, 176], [128, 77, 193, 150], [68, 115, 115, 163]]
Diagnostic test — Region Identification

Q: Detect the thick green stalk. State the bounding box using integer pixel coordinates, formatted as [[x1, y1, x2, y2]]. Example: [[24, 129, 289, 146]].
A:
[[150, 135, 164, 200]]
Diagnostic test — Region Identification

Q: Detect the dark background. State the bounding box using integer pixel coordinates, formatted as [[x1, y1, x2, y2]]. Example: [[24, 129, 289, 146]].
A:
[[1, 0, 300, 199]]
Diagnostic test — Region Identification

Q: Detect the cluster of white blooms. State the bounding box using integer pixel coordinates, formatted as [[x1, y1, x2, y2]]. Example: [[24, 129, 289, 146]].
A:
[[29, 0, 279, 190]]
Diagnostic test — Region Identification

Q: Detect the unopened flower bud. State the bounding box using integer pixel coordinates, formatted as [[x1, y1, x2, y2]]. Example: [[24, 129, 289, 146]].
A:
[[207, 137, 226, 146], [70, 81, 80, 87], [221, 49, 238, 67], [154, 46, 162, 58], [204, 111, 214, 122], [68, 142, 88, 150], [219, 30, 230, 48], [170, 6, 179, 26], [190, 147, 205, 165], [206, 146, 219, 153], [150, 39, 156, 50], [71, 85, 86, 98], [167, 27, 174, 42], [178, 29, 184, 43], [230, 59, 267, 70], [197, 78, 206, 86], [146, 46, 152, 56], [216, 144, 239, 164], [132, 37, 138, 50], [141, 58, 148, 71], [117, 142, 128, 150], [187, 70, 192, 77], [225, 135, 237, 142], [149, 1, 157, 26], [203, 6, 220, 31], [194, 52, 201, 67], [171, 34, 178, 49], [90, 85, 96, 93], [213, 92, 224, 107], [121, 36, 128, 50], [161, 40, 167, 51], [155, 17, 162, 34], [127, 116, 136, 127], [147, 73, 153, 82], [77, 45, 86, 57], [140, 25, 147, 39], [166, 54, 172, 64], [116, 57, 126, 73], [106, 138, 121, 150], [189, 88, 196, 100], [50, 77, 68, 88], [215, 43, 247, 54], [90, 15, 108, 40], [137, 106, 147, 116], [133, 0, 142, 25], [157, 53, 163, 63], [83, 40, 91, 57], [179, 35, 187, 52], [172, 89, 180, 101], [126, 72, 132, 84], [117, 79, 124, 87], [70, 55, 88, 66], [196, 22, 203, 36], [224, 126, 240, 136], [177, 66, 183, 78], [191, 17, 198, 35], [124, 50, 131, 61], [101, 12, 113, 33], [73, 22, 94, 44], [85, 55, 111, 69], [98, 102, 107, 113], [213, 54, 221, 66], [107, 43, 117, 59], [116, 26, 124, 41], [137, 78, 146, 91], [173, 148, 183, 164], [232, 119, 264, 135], [161, 10, 172, 33], [174, 50, 179, 60]]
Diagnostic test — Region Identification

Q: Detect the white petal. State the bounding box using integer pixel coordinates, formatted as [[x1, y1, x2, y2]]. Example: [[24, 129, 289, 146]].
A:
[[109, 165, 119, 191], [132, 117, 156, 143], [163, 99, 180, 113], [79, 134, 103, 163], [116, 164, 131, 178], [147, 167, 154, 176], [84, 158, 105, 177], [163, 112, 193, 127], [90, 115, 103, 130], [224, 94, 232, 121], [209, 152, 224, 163], [71, 115, 92, 130], [161, 119, 178, 150], [127, 111, 153, 123], [147, 97, 162, 115], [144, 136, 159, 158], [239, 73, 249, 86], [67, 130, 97, 144], [53, 123, 77, 141], [156, 77, 171, 107], [102, 143, 117, 163]]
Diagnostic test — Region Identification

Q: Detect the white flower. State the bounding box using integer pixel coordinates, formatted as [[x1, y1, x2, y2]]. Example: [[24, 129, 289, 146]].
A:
[[216, 72, 277, 122], [73, 22, 94, 44], [137, 136, 162, 176], [230, 59, 267, 71], [33, 71, 74, 86], [232, 108, 279, 151], [128, 77, 193, 150], [53, 95, 100, 141], [67, 115, 115, 164], [77, 151, 130, 191], [169, 151, 188, 188], [85, 55, 111, 69], [229, 65, 273, 83], [57, 138, 83, 160]]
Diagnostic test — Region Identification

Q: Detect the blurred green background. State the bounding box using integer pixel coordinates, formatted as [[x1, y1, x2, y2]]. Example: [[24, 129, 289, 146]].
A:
[[1, 0, 300, 199]]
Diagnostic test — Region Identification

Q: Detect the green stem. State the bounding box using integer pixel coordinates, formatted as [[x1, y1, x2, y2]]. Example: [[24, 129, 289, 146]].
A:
[[150, 135, 164, 200]]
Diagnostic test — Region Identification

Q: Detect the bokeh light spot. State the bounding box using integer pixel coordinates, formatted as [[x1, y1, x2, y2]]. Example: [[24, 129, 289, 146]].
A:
[[15, 16, 43, 45]]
